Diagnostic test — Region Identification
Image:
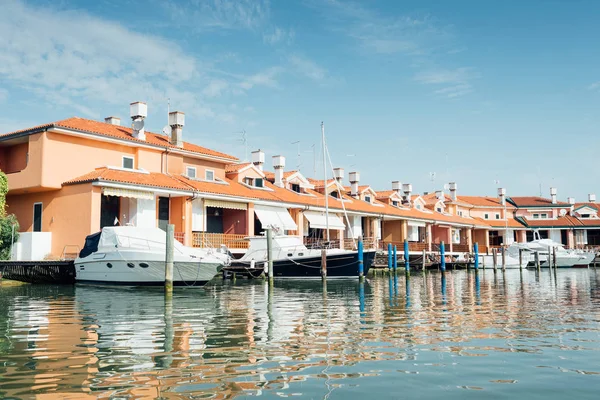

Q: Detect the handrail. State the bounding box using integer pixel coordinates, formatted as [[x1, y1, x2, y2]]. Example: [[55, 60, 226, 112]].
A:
[[61, 245, 81, 260]]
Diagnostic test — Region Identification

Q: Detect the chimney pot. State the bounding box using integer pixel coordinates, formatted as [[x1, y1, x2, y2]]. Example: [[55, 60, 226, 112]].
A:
[[105, 116, 121, 126], [449, 182, 457, 201], [436, 190, 443, 200], [168, 111, 185, 127], [589, 194, 596, 203], [333, 168, 344, 182], [402, 183, 413, 205], [550, 187, 557, 204], [273, 155, 286, 187], [252, 150, 265, 171], [130, 101, 147, 119], [349, 171, 360, 197], [568, 197, 575, 205], [498, 187, 506, 206], [168, 111, 185, 148]]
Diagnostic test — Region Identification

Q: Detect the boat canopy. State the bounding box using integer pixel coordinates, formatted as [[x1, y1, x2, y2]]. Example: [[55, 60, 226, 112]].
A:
[[254, 205, 298, 231], [96, 227, 187, 253], [303, 211, 345, 230]]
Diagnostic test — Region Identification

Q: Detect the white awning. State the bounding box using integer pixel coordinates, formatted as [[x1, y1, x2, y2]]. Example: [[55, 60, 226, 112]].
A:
[[408, 221, 427, 228], [254, 205, 297, 231], [204, 199, 247, 210], [103, 187, 154, 200], [304, 211, 345, 230]]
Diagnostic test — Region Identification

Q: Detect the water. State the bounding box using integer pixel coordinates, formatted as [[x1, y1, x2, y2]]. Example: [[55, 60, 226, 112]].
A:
[[1, 269, 600, 399]]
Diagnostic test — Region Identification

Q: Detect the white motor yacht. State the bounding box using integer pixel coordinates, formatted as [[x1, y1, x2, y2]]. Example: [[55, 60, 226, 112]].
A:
[[75, 226, 230, 286]]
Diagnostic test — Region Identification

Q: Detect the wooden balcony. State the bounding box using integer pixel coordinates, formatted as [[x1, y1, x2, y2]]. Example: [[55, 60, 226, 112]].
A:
[[453, 244, 470, 253], [379, 241, 428, 252], [192, 232, 249, 249]]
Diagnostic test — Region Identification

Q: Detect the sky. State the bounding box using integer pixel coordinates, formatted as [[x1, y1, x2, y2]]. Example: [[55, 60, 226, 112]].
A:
[[1, 0, 600, 201]]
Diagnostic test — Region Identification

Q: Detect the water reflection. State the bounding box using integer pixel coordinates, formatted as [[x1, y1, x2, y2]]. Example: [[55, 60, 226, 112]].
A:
[[1, 270, 600, 398]]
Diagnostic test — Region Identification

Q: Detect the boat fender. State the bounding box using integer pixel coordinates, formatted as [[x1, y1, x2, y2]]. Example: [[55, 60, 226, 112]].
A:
[[263, 262, 268, 274], [250, 259, 255, 269]]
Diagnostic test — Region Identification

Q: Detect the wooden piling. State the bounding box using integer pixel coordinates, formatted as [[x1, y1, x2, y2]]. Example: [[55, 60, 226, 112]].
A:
[[393, 245, 398, 272], [552, 246, 557, 269], [321, 249, 327, 279], [501, 246, 506, 271], [519, 248, 523, 270], [358, 238, 364, 281], [387, 243, 392, 272], [422, 249, 426, 272], [492, 248, 497, 272], [165, 224, 174, 294], [404, 239, 410, 274], [440, 241, 446, 272], [547, 246, 552, 270], [534, 251, 540, 270], [474, 242, 479, 270]]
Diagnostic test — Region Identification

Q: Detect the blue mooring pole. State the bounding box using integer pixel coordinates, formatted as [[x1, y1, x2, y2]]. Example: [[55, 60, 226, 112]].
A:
[[440, 241, 446, 272], [474, 242, 479, 270], [358, 238, 364, 280], [393, 245, 398, 271], [387, 243, 392, 271], [404, 239, 410, 273]]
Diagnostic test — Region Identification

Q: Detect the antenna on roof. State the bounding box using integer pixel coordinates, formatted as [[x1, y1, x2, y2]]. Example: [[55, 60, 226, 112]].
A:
[[162, 97, 172, 136], [291, 140, 301, 171], [236, 130, 248, 161]]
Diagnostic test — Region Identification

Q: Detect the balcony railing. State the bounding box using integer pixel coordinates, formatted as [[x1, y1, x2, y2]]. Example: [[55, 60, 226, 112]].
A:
[[453, 244, 470, 253], [192, 232, 249, 249], [380, 241, 428, 252]]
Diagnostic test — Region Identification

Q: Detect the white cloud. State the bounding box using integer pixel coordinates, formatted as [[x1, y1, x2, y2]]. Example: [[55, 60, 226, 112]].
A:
[[239, 67, 284, 90], [263, 27, 295, 45], [289, 55, 328, 81], [414, 67, 477, 98], [589, 82, 600, 91]]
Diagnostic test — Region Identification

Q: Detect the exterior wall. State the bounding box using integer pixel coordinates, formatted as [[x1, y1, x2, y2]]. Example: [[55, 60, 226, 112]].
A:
[[136, 148, 163, 173], [183, 157, 227, 180], [382, 220, 403, 243], [223, 209, 247, 234], [247, 203, 255, 235], [473, 229, 489, 250], [6, 183, 97, 257], [513, 208, 566, 219], [170, 197, 185, 234], [469, 208, 505, 220], [0, 142, 28, 173], [5, 133, 45, 192]]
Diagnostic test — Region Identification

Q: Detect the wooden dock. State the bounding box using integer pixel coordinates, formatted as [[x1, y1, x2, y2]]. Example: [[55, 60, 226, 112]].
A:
[[0, 260, 76, 284]]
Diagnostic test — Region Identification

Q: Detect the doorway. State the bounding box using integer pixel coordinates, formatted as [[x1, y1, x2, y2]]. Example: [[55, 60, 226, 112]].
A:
[[100, 195, 120, 228], [158, 197, 170, 231]]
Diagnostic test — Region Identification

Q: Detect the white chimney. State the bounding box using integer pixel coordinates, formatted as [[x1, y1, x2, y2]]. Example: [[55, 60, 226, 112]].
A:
[[589, 194, 596, 203], [567, 197, 575, 205], [550, 187, 557, 204], [273, 155, 285, 188], [392, 181, 402, 197], [402, 183, 412, 205], [333, 168, 344, 183], [130, 101, 147, 140], [498, 187, 506, 206], [105, 116, 121, 126], [436, 190, 444, 200], [349, 171, 360, 197], [449, 182, 457, 201], [252, 150, 265, 171], [168, 111, 185, 148]]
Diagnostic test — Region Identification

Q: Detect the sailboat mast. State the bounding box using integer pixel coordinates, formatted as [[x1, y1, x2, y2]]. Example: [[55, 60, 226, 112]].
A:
[[322, 122, 330, 241]]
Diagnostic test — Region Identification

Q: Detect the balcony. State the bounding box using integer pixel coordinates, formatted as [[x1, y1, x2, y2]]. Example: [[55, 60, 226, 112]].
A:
[[192, 232, 249, 249]]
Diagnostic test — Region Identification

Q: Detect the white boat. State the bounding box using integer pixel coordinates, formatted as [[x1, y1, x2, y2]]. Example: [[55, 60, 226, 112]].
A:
[[509, 232, 595, 268], [75, 226, 230, 286]]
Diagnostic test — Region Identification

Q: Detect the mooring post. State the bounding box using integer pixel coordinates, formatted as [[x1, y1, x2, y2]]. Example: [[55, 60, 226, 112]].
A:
[[387, 243, 392, 272], [266, 228, 274, 283], [165, 224, 175, 294], [519, 248, 523, 270], [422, 249, 427, 272], [321, 249, 327, 279], [492, 248, 497, 272], [501, 246, 506, 271], [404, 239, 410, 274], [393, 245, 398, 272], [547, 246, 552, 269], [440, 241, 446, 272], [552, 246, 557, 269], [482, 249, 486, 269], [358, 237, 364, 280], [474, 242, 479, 270], [534, 251, 540, 270]]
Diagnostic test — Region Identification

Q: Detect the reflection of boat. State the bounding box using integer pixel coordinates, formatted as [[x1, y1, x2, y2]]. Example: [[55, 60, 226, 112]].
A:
[[230, 235, 375, 278], [75, 227, 229, 286]]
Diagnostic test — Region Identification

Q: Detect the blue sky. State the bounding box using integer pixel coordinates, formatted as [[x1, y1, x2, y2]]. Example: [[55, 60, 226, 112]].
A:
[[1, 0, 600, 200]]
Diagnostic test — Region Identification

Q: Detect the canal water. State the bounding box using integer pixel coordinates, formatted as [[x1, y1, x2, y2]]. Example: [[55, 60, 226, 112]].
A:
[[1, 269, 600, 399]]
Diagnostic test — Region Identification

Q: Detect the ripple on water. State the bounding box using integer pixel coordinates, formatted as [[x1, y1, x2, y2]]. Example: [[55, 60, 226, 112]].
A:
[[1, 270, 600, 398]]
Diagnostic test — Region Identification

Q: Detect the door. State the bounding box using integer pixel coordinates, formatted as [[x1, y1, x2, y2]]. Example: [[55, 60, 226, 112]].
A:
[[100, 196, 120, 228], [561, 229, 568, 245], [158, 197, 170, 231], [33, 203, 42, 232]]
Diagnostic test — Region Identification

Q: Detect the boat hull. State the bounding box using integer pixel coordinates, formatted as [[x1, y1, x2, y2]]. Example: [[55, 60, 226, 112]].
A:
[[75, 259, 223, 286], [231, 250, 376, 278]]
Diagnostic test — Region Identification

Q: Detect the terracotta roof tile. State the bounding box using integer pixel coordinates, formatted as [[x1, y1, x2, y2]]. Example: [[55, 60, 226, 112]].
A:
[[225, 163, 252, 173], [508, 196, 570, 207], [2, 117, 238, 161], [520, 215, 582, 228], [63, 168, 193, 191]]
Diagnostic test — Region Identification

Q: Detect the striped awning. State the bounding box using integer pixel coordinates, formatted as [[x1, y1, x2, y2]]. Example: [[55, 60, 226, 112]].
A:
[[103, 187, 154, 200], [204, 199, 248, 210]]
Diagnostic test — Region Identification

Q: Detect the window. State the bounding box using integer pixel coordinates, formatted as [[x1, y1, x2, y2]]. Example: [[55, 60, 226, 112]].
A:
[[540, 213, 548, 218], [291, 183, 301, 193], [331, 191, 339, 198], [458, 210, 463, 216], [122, 156, 134, 169], [495, 213, 500, 220], [365, 196, 372, 203], [392, 200, 398, 207], [533, 213, 539, 219], [437, 207, 442, 213], [255, 178, 263, 188], [484, 213, 489, 219], [33, 203, 42, 232], [186, 167, 196, 179], [416, 204, 422, 210], [205, 169, 214, 181], [581, 214, 590, 218], [244, 177, 253, 186]]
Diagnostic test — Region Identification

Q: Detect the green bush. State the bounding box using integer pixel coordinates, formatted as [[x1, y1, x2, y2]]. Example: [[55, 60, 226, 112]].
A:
[[0, 214, 19, 260]]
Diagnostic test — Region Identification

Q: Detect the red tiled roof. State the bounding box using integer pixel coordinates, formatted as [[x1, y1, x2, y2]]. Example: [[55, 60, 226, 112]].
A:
[[263, 170, 298, 181], [508, 196, 570, 207], [375, 190, 397, 198], [521, 215, 582, 228], [457, 196, 513, 208], [473, 217, 525, 229], [1, 117, 238, 161], [63, 168, 194, 191], [574, 203, 600, 212], [225, 163, 252, 173]]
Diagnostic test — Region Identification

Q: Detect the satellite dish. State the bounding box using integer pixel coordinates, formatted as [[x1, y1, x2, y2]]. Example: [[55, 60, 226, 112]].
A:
[[132, 119, 145, 131], [559, 209, 567, 217], [162, 125, 172, 135]]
